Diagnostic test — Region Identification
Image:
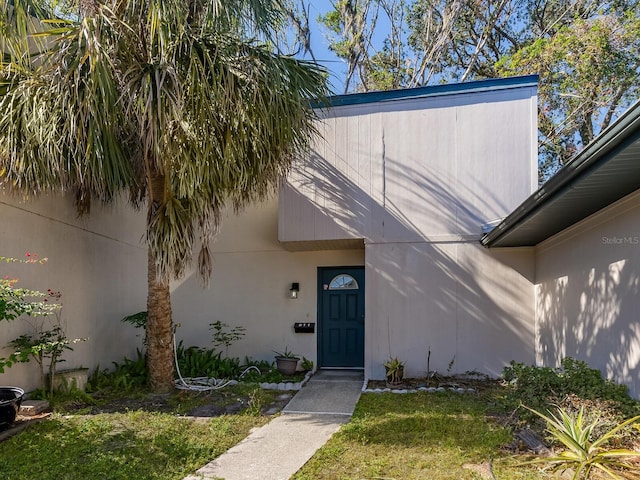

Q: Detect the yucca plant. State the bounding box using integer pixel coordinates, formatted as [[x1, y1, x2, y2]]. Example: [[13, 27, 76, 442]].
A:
[[523, 405, 640, 479]]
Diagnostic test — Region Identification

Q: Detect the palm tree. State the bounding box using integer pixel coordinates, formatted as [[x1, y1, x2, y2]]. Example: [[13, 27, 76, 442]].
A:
[[0, 0, 328, 391]]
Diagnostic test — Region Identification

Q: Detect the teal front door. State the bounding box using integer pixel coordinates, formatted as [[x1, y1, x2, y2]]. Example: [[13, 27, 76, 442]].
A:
[[318, 267, 365, 368]]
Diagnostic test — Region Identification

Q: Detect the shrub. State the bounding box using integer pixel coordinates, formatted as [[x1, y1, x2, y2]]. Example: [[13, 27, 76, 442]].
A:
[[502, 358, 639, 419], [1, 254, 86, 396], [86, 349, 149, 391]]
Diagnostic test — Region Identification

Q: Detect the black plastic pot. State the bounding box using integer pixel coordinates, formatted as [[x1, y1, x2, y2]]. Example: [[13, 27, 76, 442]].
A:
[[0, 387, 25, 430]]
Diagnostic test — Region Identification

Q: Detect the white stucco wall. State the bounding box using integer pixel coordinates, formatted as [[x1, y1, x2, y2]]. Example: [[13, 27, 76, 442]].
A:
[[0, 192, 148, 391], [536, 190, 640, 398], [170, 198, 364, 365], [366, 242, 535, 379], [279, 82, 539, 379]]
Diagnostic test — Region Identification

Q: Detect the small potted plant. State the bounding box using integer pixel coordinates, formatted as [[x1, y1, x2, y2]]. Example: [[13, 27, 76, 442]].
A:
[[274, 347, 300, 375], [384, 357, 405, 386]]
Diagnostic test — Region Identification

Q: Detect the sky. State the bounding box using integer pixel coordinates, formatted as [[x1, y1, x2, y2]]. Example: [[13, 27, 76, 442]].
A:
[[299, 1, 348, 93], [297, 1, 393, 94]]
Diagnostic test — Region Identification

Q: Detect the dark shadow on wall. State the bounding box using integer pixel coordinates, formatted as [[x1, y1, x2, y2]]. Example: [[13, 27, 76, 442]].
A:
[[537, 242, 640, 398], [383, 155, 514, 238], [282, 148, 536, 376], [284, 144, 516, 243]]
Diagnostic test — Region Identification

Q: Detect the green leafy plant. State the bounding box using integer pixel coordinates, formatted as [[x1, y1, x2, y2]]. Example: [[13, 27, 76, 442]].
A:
[[274, 347, 299, 359], [121, 311, 148, 330], [242, 357, 272, 372], [0, 254, 50, 324], [301, 357, 314, 372], [384, 357, 405, 385], [109, 349, 149, 390], [1, 255, 86, 396], [8, 289, 87, 397], [87, 365, 111, 391], [10, 324, 70, 394], [523, 405, 640, 479], [210, 321, 246, 357], [176, 341, 242, 379], [121, 311, 148, 345], [1, 254, 56, 371]]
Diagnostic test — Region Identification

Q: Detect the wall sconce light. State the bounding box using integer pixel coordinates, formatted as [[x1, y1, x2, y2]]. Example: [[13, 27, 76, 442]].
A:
[[289, 282, 300, 299]]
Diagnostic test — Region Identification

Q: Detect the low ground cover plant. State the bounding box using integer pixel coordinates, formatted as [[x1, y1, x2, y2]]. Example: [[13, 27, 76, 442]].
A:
[[119, 313, 304, 387], [89, 347, 306, 393], [502, 358, 639, 419], [502, 358, 640, 452]]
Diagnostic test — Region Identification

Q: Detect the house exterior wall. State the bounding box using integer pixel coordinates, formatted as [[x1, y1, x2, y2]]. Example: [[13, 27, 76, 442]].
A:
[[0, 193, 148, 391], [280, 81, 539, 380], [280, 86, 538, 243], [170, 199, 364, 364], [0, 191, 363, 390], [1, 78, 541, 390], [535, 189, 640, 398], [366, 242, 535, 379]]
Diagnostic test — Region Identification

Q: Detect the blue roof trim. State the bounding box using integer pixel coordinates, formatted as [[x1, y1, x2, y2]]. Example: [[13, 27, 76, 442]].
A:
[[318, 75, 539, 108]]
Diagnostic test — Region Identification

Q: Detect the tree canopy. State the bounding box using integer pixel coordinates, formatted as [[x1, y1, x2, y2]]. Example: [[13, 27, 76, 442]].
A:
[[0, 0, 328, 391], [296, 0, 640, 180]]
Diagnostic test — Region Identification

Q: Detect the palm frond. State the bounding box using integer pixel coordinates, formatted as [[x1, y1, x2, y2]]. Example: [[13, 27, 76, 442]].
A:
[[1, 0, 328, 283]]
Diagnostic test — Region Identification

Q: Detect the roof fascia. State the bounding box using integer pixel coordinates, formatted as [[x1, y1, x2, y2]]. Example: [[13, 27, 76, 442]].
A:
[[313, 75, 539, 109], [481, 98, 640, 248]]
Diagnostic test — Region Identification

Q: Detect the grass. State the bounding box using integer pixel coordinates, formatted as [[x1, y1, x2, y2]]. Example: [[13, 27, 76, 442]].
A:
[[0, 411, 267, 480], [292, 391, 547, 480], [0, 384, 275, 480], [2, 370, 638, 480]]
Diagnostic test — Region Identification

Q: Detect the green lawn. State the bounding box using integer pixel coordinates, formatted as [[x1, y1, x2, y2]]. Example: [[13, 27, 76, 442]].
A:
[[293, 391, 547, 480], [2, 381, 636, 480], [0, 389, 548, 480], [0, 410, 267, 480]]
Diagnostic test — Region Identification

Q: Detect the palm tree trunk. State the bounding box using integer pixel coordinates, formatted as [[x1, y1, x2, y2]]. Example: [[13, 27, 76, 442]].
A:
[[146, 248, 175, 392], [146, 169, 175, 392]]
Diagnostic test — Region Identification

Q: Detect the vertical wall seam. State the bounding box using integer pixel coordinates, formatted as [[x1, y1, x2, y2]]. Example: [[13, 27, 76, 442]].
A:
[[382, 126, 386, 210]]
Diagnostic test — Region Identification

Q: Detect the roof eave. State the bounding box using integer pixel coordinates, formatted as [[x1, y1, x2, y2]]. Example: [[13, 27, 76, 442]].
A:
[[313, 75, 539, 109], [481, 98, 640, 248]]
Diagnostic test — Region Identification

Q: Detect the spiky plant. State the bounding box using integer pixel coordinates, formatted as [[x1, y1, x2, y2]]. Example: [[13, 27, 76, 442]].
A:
[[524, 405, 640, 479], [0, 0, 328, 391]]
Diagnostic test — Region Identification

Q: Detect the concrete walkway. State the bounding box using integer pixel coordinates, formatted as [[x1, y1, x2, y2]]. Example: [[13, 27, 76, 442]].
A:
[[184, 370, 363, 480]]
